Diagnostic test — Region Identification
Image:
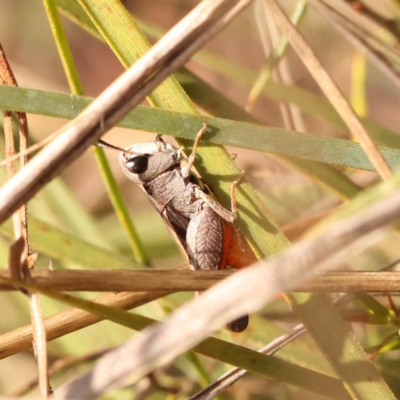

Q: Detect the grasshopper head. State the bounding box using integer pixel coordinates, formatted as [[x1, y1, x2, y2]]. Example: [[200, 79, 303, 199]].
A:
[[118, 140, 182, 183]]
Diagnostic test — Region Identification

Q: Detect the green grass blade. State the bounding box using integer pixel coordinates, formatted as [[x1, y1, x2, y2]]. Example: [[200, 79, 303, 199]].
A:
[[63, 1, 282, 387], [2, 86, 400, 175]]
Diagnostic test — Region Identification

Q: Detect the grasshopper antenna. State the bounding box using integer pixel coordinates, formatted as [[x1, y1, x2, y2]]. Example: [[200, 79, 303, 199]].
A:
[[96, 139, 126, 152], [0, 139, 131, 168], [97, 140, 141, 157]]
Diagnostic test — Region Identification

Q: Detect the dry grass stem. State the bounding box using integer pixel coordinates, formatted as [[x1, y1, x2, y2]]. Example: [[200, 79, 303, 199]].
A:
[[0, 43, 22, 239], [264, 0, 392, 179], [0, 0, 252, 225], [2, 269, 400, 293]]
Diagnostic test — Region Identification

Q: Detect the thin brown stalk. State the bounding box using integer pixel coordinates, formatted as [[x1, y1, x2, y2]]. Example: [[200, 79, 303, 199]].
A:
[[3, 111, 21, 233], [17, 110, 31, 255], [0, 291, 168, 360], [0, 0, 253, 225], [0, 50, 21, 238], [2, 269, 400, 293], [0, 42, 50, 398], [263, 0, 392, 180]]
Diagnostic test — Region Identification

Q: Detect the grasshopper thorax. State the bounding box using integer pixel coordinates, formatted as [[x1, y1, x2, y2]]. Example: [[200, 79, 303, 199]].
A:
[[118, 140, 182, 184]]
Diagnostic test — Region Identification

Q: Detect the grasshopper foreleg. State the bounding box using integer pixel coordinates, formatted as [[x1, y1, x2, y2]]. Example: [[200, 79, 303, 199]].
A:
[[191, 169, 244, 224], [181, 123, 208, 178]]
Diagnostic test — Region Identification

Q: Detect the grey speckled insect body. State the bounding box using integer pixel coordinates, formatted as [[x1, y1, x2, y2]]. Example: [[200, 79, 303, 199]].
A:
[[101, 125, 253, 332]]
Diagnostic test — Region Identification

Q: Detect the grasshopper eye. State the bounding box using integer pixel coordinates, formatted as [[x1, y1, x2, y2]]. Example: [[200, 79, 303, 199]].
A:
[[125, 155, 149, 174]]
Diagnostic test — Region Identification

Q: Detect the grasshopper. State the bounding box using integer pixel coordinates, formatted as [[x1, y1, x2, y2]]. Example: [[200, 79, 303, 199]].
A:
[[99, 124, 256, 332]]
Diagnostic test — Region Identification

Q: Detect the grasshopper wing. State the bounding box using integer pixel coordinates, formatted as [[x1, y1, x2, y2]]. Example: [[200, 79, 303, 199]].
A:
[[186, 208, 224, 271]]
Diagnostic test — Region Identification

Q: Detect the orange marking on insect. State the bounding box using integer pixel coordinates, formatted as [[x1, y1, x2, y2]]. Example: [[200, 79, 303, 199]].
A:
[[219, 222, 258, 270]]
